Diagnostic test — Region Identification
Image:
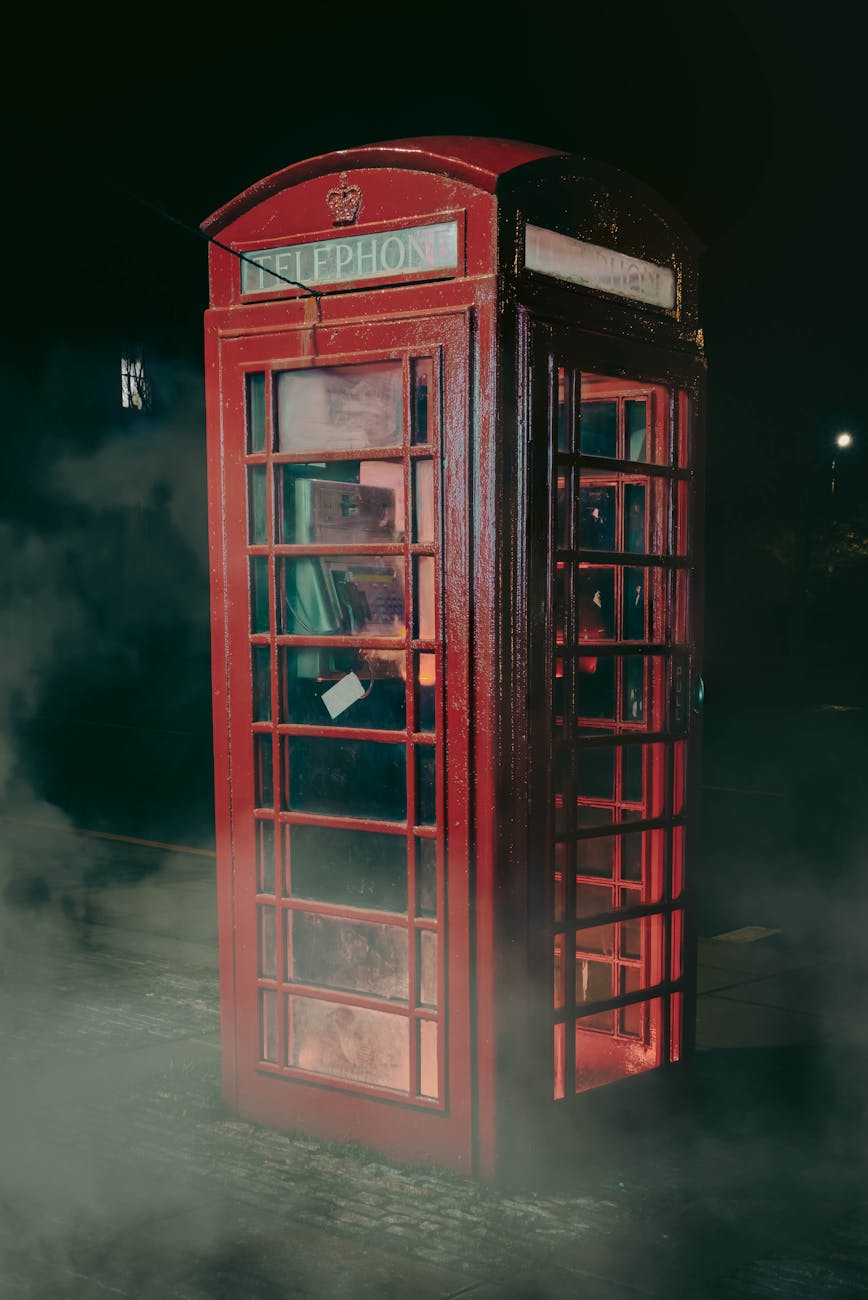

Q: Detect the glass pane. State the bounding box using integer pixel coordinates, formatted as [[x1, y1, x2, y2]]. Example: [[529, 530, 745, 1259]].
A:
[[248, 465, 268, 544], [291, 912, 408, 1001], [415, 746, 437, 826], [415, 838, 437, 917], [418, 930, 438, 1007], [288, 824, 407, 913], [254, 734, 274, 809], [576, 657, 615, 721], [279, 557, 405, 636], [413, 459, 435, 543], [625, 484, 647, 552], [411, 358, 433, 445], [623, 568, 646, 640], [576, 955, 613, 1003], [260, 989, 278, 1063], [257, 819, 275, 894], [250, 557, 270, 634], [621, 831, 644, 883], [284, 737, 407, 821], [576, 834, 614, 879], [554, 1023, 566, 1100], [554, 935, 566, 1009], [554, 842, 568, 921], [578, 484, 616, 551], [625, 399, 647, 460], [556, 473, 570, 549], [415, 653, 436, 732], [289, 997, 409, 1091], [580, 401, 617, 457], [554, 563, 569, 646], [279, 647, 406, 730], [252, 645, 271, 722], [577, 566, 615, 639], [577, 882, 613, 920], [277, 460, 404, 545], [621, 967, 643, 1036], [623, 657, 645, 723], [414, 556, 436, 640], [577, 746, 615, 800], [259, 906, 276, 978], [276, 362, 403, 453], [246, 372, 267, 454], [419, 1020, 438, 1098], [623, 745, 644, 803], [556, 367, 571, 452], [621, 916, 642, 961]]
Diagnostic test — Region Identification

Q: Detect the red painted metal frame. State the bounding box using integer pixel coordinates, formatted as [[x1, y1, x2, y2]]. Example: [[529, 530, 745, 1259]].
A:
[[204, 137, 705, 1180]]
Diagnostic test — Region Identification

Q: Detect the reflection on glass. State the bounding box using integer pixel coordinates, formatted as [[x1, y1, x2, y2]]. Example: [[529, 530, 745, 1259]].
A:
[[279, 557, 405, 636], [625, 484, 647, 552], [554, 935, 565, 1009], [252, 645, 271, 722], [554, 563, 568, 645], [621, 967, 643, 1036], [580, 401, 617, 457], [289, 824, 408, 913], [579, 484, 616, 551], [250, 557, 270, 633], [291, 912, 408, 1001], [622, 916, 642, 961], [577, 882, 613, 920], [279, 647, 406, 729], [622, 832, 643, 883], [415, 746, 436, 826], [415, 838, 437, 917], [413, 459, 435, 543], [276, 362, 403, 453], [290, 997, 409, 1091], [254, 733, 274, 809], [246, 372, 267, 454], [554, 841, 567, 921], [257, 819, 275, 894], [623, 657, 645, 722], [418, 930, 438, 1007], [277, 461, 403, 545], [285, 737, 407, 821], [576, 657, 615, 720], [623, 568, 646, 640], [626, 399, 647, 460], [415, 653, 436, 732], [419, 1019, 438, 1098], [411, 358, 433, 445], [248, 465, 268, 544], [414, 556, 436, 640], [578, 567, 615, 639]]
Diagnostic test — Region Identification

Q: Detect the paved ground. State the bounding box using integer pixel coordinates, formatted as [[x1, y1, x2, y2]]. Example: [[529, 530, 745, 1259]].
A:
[[2, 821, 868, 1297]]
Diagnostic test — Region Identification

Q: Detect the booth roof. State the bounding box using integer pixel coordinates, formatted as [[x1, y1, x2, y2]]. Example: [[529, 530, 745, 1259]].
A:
[[200, 136, 567, 235]]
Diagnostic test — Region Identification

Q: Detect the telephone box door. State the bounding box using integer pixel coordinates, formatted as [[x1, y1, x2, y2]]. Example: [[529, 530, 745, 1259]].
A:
[[212, 312, 473, 1167], [529, 322, 698, 1103]]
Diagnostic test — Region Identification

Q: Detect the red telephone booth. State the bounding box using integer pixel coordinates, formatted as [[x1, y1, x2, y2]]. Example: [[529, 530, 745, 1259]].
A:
[[202, 137, 705, 1179]]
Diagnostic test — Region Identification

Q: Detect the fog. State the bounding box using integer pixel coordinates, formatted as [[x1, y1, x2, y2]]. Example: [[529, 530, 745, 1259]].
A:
[[1, 344, 868, 1296]]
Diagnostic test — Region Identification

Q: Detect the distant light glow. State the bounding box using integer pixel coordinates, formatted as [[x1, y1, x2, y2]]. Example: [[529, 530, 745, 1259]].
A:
[[835, 432, 853, 448]]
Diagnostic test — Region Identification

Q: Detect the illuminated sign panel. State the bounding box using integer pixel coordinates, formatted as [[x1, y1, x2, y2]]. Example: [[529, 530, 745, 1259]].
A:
[[525, 224, 676, 310], [241, 221, 459, 294]]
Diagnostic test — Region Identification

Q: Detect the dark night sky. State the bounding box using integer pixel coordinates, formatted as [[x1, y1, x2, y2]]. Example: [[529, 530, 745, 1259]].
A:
[[2, 0, 867, 711]]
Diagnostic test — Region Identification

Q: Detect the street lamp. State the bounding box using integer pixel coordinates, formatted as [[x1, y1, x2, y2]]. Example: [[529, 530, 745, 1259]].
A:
[[831, 432, 853, 494]]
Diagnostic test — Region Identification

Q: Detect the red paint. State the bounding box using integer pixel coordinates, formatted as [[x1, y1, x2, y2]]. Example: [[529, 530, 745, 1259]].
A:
[[203, 138, 705, 1180]]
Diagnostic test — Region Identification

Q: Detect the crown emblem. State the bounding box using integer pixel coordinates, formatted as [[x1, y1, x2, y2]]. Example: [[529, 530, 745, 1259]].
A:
[[326, 172, 362, 226]]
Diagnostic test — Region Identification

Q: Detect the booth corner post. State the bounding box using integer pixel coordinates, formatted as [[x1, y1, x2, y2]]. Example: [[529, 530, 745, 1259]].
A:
[[202, 137, 706, 1181]]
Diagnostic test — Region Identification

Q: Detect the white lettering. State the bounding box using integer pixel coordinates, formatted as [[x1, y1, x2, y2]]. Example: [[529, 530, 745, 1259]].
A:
[[274, 251, 294, 283], [356, 239, 378, 274], [407, 232, 429, 268], [379, 236, 406, 271], [334, 243, 354, 276], [313, 245, 330, 280]]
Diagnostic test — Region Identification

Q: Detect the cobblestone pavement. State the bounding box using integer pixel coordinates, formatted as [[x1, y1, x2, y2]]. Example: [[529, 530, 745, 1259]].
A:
[[2, 848, 868, 1296]]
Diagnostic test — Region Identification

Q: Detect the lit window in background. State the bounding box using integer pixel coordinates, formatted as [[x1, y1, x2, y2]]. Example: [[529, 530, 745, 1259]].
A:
[[121, 356, 151, 410]]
